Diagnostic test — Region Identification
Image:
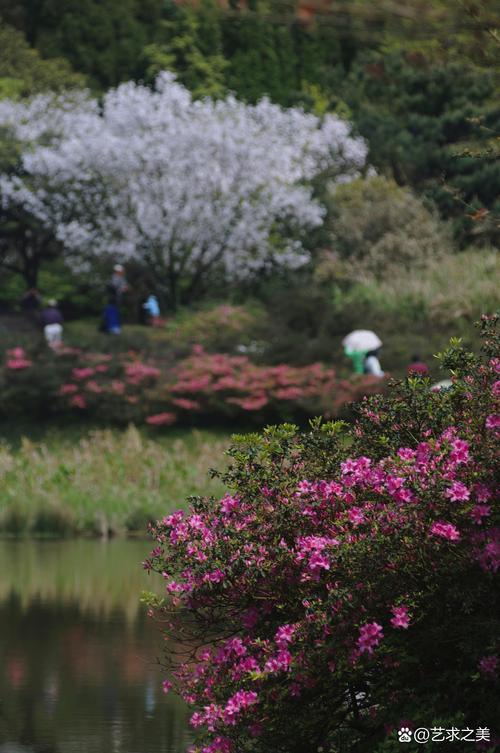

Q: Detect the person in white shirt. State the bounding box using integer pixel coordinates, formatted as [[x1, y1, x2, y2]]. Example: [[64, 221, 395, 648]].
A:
[[364, 349, 384, 377]]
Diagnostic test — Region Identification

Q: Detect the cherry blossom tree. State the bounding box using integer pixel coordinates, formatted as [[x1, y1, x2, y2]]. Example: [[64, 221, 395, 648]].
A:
[[0, 74, 367, 301]]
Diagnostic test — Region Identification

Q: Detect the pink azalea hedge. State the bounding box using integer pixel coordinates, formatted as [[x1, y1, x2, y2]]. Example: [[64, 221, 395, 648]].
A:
[[146, 346, 383, 425], [0, 344, 384, 426]]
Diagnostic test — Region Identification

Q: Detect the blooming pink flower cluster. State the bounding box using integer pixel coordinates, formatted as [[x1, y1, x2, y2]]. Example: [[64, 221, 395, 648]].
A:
[[54, 354, 164, 415], [358, 622, 384, 654], [125, 362, 161, 384], [390, 606, 410, 629], [478, 655, 498, 676], [148, 346, 383, 425], [146, 412, 177, 426], [5, 347, 32, 370]]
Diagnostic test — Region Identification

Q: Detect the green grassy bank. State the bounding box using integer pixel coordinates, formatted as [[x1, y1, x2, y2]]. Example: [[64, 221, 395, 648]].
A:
[[0, 426, 230, 537]]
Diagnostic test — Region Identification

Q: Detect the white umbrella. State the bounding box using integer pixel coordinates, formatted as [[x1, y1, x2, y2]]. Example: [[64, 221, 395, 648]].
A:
[[342, 330, 382, 352]]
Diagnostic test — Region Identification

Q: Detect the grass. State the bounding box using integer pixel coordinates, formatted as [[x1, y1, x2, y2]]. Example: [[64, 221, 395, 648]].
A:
[[325, 249, 498, 375], [343, 249, 499, 325], [0, 425, 231, 537]]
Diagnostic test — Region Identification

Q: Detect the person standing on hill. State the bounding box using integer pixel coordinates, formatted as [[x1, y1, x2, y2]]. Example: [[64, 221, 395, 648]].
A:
[[364, 348, 385, 377], [107, 264, 129, 305], [343, 330, 384, 377], [142, 294, 161, 326], [40, 298, 63, 348], [102, 263, 129, 335]]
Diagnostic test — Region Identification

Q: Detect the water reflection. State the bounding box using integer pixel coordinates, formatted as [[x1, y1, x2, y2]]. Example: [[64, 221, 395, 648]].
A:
[[0, 540, 192, 753]]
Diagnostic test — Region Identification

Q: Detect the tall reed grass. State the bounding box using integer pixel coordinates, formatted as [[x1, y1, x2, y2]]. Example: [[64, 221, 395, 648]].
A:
[[337, 249, 498, 324], [0, 426, 229, 536]]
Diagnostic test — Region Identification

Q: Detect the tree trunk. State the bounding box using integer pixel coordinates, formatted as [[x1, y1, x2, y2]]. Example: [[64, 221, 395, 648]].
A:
[[24, 259, 39, 289]]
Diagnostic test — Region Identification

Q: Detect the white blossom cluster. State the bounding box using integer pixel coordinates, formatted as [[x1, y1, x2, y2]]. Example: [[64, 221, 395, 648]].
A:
[[0, 73, 367, 286]]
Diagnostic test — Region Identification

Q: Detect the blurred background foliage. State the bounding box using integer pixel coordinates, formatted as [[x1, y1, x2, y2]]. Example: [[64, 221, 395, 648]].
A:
[[0, 0, 498, 378]]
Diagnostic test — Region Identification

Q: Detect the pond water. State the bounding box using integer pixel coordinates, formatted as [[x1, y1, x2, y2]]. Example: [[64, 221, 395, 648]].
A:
[[0, 540, 192, 753]]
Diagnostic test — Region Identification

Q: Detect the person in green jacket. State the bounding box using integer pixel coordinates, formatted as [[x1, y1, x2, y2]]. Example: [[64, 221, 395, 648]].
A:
[[344, 347, 367, 374]]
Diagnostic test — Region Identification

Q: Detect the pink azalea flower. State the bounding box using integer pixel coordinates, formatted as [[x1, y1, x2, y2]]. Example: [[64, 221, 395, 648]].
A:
[[348, 507, 365, 526], [204, 569, 225, 583], [485, 414, 500, 431], [476, 535, 500, 573], [59, 383, 78, 395], [390, 605, 410, 629], [7, 347, 26, 359], [449, 438, 470, 464], [430, 521, 460, 541], [470, 505, 492, 524], [444, 481, 470, 502], [6, 357, 32, 370], [202, 735, 233, 753], [172, 397, 201, 410], [398, 448, 416, 461], [220, 495, 239, 514], [274, 387, 304, 400], [358, 622, 384, 655], [238, 395, 269, 411], [111, 380, 125, 394], [162, 679, 173, 694], [69, 394, 86, 409], [478, 655, 498, 676], [223, 690, 258, 725], [85, 380, 103, 393], [146, 412, 177, 426], [475, 484, 492, 502], [308, 551, 330, 572], [72, 367, 95, 379], [125, 362, 161, 382], [265, 649, 292, 673], [275, 624, 296, 648]]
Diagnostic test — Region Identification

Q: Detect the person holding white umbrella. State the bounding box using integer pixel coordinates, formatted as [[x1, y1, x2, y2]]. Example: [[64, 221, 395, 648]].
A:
[[342, 330, 385, 377]]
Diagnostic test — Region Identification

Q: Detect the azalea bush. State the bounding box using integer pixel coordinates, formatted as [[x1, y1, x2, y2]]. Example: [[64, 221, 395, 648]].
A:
[[163, 304, 268, 357], [146, 346, 383, 427], [0, 345, 161, 423], [0, 344, 384, 426], [144, 316, 499, 753]]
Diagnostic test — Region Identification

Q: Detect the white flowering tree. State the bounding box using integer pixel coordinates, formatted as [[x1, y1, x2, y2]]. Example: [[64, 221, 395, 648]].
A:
[[0, 73, 367, 301]]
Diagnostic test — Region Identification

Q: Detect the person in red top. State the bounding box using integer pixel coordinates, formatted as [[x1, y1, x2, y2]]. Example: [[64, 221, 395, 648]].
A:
[[408, 354, 429, 376]]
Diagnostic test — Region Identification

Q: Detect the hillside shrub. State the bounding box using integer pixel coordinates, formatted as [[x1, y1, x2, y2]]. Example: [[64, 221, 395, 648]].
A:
[[324, 176, 453, 283], [144, 316, 499, 753], [163, 304, 268, 356]]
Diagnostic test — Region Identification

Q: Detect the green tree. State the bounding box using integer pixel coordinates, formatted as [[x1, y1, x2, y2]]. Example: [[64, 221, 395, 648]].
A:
[[0, 0, 163, 88], [143, 0, 228, 99], [221, 0, 300, 105], [0, 22, 84, 289], [345, 51, 500, 243], [0, 21, 84, 98]]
